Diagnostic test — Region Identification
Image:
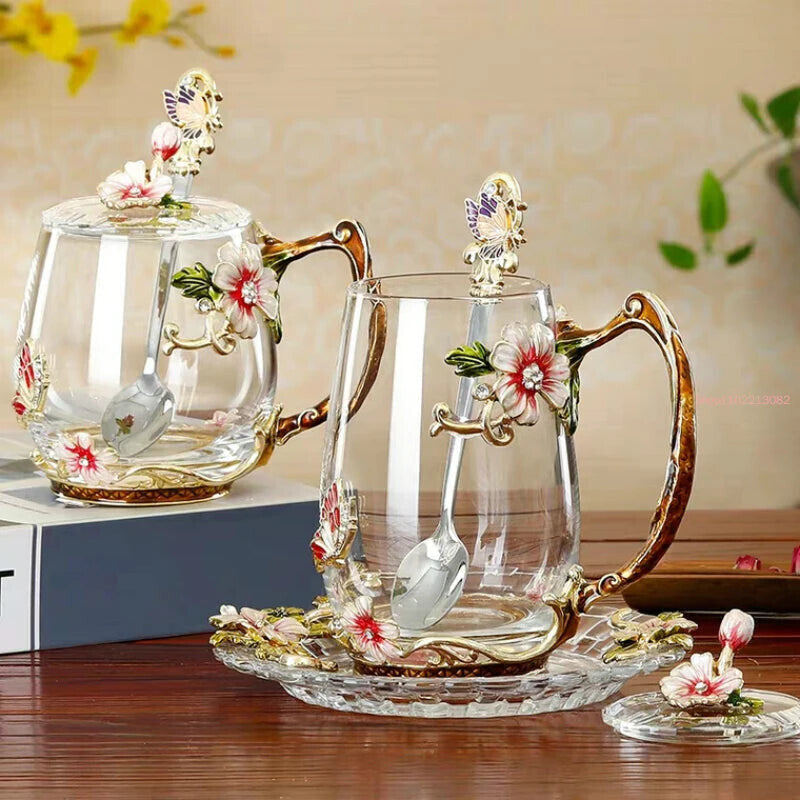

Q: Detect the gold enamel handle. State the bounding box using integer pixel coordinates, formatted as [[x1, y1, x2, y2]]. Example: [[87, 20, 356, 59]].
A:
[[557, 291, 697, 611], [258, 220, 384, 444]]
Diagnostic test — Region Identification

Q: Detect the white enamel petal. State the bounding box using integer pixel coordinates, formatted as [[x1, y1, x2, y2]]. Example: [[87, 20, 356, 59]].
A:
[[490, 341, 521, 374], [213, 262, 242, 292]]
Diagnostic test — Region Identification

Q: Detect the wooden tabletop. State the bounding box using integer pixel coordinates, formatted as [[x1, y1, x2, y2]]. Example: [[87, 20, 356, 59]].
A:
[[0, 511, 799, 798]]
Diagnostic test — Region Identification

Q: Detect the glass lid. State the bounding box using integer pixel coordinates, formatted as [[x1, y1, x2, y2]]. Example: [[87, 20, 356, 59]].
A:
[[42, 195, 252, 239]]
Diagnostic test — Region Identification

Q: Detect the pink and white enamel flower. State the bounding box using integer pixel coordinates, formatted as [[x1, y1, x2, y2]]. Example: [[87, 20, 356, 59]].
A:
[[211, 605, 308, 643], [490, 322, 570, 425], [660, 651, 743, 708], [212, 241, 279, 339], [55, 432, 115, 484], [339, 595, 401, 664], [97, 160, 173, 210]]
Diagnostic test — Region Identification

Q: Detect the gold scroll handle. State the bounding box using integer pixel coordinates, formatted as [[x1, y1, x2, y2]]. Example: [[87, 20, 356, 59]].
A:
[[258, 220, 386, 446], [558, 291, 697, 612]]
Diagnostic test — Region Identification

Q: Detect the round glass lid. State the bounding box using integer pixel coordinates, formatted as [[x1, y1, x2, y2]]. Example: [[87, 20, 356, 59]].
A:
[[42, 196, 253, 239]]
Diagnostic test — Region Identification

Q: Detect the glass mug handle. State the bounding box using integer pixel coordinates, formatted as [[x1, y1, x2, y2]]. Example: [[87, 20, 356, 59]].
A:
[[257, 220, 383, 445], [557, 291, 697, 612]]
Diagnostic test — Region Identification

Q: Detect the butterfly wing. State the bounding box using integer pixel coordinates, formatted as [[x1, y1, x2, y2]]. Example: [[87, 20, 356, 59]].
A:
[[474, 191, 510, 244], [163, 87, 210, 138], [465, 198, 481, 240]]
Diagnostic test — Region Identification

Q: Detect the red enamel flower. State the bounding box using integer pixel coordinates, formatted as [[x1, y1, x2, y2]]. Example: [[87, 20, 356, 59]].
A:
[[213, 241, 279, 339], [55, 432, 114, 484], [490, 322, 570, 425], [340, 595, 401, 663]]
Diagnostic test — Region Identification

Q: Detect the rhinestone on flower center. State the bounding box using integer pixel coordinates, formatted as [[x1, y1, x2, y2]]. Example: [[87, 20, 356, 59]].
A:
[[78, 456, 90, 467], [694, 681, 709, 693], [241, 280, 259, 305], [521, 363, 544, 391], [128, 186, 142, 197]]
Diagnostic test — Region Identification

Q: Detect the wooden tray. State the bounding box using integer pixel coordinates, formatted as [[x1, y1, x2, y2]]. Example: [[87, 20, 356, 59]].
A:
[[622, 568, 800, 615]]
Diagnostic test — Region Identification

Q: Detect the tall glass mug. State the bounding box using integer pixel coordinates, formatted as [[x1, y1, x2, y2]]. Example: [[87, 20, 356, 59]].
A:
[[313, 175, 696, 677]]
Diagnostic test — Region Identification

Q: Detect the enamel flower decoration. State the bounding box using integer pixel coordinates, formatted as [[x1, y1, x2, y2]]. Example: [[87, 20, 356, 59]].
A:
[[490, 322, 570, 425], [213, 241, 279, 339], [310, 479, 357, 572], [210, 605, 308, 644], [339, 595, 401, 664], [660, 652, 743, 709], [12, 340, 49, 427], [97, 160, 173, 210], [55, 432, 115, 484]]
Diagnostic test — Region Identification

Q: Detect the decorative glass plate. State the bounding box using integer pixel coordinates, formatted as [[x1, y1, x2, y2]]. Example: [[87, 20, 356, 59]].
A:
[[213, 603, 688, 718]]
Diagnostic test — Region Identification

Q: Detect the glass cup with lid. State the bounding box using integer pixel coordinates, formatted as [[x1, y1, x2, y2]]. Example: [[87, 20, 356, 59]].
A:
[[13, 69, 376, 505]]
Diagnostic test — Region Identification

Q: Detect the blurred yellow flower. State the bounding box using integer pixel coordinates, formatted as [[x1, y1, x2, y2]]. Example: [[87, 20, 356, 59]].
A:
[[116, 0, 171, 44], [10, 2, 79, 61], [215, 45, 235, 58], [165, 34, 185, 47], [185, 3, 206, 14], [66, 47, 97, 95]]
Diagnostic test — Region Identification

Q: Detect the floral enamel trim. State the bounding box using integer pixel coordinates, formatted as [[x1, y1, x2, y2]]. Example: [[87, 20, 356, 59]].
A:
[[337, 595, 401, 664], [12, 340, 49, 428], [660, 609, 763, 714], [602, 609, 697, 664], [163, 241, 282, 357], [54, 431, 116, 486], [432, 321, 570, 445], [209, 600, 337, 671], [310, 479, 359, 573], [463, 173, 527, 297]]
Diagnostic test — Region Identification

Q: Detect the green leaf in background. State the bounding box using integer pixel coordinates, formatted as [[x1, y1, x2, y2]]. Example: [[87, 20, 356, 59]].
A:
[[725, 241, 755, 265], [171, 262, 220, 301], [765, 86, 800, 139], [739, 92, 769, 134], [658, 242, 697, 270], [776, 158, 800, 210], [698, 170, 728, 233], [444, 341, 494, 377]]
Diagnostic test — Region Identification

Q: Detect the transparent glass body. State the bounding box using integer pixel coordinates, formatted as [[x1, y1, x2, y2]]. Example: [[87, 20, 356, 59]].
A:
[[321, 273, 580, 649], [16, 196, 276, 484]]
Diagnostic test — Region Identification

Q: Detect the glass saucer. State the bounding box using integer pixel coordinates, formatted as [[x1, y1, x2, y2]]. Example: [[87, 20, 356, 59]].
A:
[[603, 690, 800, 745], [213, 603, 688, 718]]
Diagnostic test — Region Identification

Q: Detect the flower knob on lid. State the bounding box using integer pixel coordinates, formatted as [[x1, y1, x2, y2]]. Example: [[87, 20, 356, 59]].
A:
[[719, 608, 755, 653], [463, 172, 527, 298], [151, 122, 182, 163]]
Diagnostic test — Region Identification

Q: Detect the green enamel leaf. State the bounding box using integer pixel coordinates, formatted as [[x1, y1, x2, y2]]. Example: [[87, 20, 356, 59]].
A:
[[658, 242, 697, 270], [698, 170, 728, 234], [726, 241, 755, 266], [739, 92, 769, 134], [171, 262, 219, 301], [765, 86, 800, 139], [444, 341, 494, 377], [776, 158, 800, 210]]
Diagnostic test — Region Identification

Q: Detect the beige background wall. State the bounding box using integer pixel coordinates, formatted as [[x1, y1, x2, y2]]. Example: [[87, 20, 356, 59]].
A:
[[1, 0, 798, 509]]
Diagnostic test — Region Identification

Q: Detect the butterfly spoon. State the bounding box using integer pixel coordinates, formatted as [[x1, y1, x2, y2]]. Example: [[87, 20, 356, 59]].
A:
[[390, 173, 525, 631], [100, 70, 222, 458]]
